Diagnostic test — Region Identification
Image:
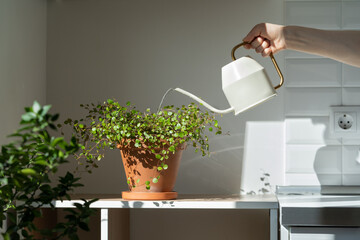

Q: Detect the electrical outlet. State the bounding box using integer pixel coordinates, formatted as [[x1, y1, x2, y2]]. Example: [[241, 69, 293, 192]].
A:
[[330, 106, 360, 138], [336, 113, 354, 130]]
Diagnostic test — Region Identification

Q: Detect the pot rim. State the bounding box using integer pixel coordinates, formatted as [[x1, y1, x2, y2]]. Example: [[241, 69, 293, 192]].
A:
[[116, 138, 187, 151]]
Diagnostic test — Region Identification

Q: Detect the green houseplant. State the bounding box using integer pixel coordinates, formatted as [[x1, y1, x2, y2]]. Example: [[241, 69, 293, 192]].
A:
[[64, 99, 222, 200], [0, 101, 97, 240]]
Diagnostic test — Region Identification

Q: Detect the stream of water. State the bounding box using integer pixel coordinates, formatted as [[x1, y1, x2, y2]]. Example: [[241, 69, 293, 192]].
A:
[[157, 88, 174, 113]]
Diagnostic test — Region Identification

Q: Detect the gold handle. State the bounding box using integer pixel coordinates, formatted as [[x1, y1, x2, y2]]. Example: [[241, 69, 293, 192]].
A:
[[231, 42, 284, 90]]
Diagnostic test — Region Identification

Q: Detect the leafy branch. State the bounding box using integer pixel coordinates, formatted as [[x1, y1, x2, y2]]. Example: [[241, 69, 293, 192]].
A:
[[0, 101, 97, 240]]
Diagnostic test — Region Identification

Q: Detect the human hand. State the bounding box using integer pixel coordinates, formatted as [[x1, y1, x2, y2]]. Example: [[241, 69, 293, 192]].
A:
[[242, 23, 286, 57]]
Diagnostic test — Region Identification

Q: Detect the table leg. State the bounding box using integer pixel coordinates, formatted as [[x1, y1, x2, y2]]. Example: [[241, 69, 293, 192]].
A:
[[101, 208, 109, 240], [270, 208, 278, 240]]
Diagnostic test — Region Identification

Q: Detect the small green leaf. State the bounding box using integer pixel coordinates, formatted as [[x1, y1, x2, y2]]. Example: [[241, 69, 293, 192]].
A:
[[79, 222, 90, 231], [21, 112, 36, 121], [20, 168, 37, 176], [42, 104, 52, 115], [32, 101, 41, 113], [152, 178, 158, 183], [3, 233, 10, 240], [34, 160, 49, 166], [51, 113, 59, 121]]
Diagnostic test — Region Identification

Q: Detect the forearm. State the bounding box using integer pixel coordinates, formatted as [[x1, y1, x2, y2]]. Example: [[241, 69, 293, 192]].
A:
[[284, 26, 360, 67]]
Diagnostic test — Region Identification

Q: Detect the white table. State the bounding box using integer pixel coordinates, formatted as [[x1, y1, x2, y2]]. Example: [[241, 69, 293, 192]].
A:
[[52, 194, 279, 240]]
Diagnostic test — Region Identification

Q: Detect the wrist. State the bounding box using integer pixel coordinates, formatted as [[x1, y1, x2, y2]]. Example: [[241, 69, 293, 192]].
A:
[[282, 25, 291, 50]]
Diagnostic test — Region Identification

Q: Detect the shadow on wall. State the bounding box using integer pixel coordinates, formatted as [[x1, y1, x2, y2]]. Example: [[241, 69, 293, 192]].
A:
[[176, 133, 244, 195], [176, 121, 285, 195], [312, 117, 360, 186], [241, 121, 284, 194]]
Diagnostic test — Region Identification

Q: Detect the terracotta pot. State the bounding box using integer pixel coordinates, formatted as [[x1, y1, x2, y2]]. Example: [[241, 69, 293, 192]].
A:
[[117, 141, 185, 200]]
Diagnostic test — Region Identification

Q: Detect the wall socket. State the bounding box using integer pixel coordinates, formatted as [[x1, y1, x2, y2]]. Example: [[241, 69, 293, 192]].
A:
[[330, 106, 360, 138]]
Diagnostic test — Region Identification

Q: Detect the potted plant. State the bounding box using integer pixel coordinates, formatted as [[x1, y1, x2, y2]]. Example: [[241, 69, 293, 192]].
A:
[[0, 101, 97, 240], [64, 99, 222, 200]]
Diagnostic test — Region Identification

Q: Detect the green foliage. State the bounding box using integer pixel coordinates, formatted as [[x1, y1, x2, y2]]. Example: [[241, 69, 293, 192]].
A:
[[64, 100, 222, 189], [0, 101, 97, 240]]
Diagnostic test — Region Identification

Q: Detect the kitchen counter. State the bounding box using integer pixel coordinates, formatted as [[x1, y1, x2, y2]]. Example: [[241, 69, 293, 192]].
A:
[[277, 186, 360, 240], [278, 193, 360, 208]]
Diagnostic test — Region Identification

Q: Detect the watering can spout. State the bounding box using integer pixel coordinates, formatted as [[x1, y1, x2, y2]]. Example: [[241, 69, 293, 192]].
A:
[[173, 42, 284, 115], [174, 88, 235, 114]]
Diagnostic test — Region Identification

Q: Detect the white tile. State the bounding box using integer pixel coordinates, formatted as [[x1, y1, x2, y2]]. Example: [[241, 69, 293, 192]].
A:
[[286, 59, 341, 87], [314, 146, 342, 174], [285, 88, 342, 116], [342, 2, 360, 29], [286, 117, 341, 145], [342, 146, 360, 174], [285, 51, 326, 59], [287, 145, 341, 174], [342, 88, 360, 105], [343, 174, 360, 185], [285, 173, 342, 186], [285, 173, 320, 185], [286, 145, 321, 173], [317, 174, 342, 185], [285, 2, 341, 29], [343, 138, 360, 145], [343, 64, 360, 87]]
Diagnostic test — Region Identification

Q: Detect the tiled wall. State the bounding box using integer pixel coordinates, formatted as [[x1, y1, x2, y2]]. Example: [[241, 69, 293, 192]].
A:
[[284, 0, 360, 185]]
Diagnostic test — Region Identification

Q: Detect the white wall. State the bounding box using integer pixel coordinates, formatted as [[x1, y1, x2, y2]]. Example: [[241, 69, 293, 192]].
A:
[[6, 0, 360, 239], [0, 0, 47, 145], [46, 2, 284, 239], [46, 0, 285, 196]]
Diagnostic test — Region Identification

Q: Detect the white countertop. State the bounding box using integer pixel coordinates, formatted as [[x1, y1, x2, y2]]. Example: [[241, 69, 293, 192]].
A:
[[276, 186, 360, 208], [52, 194, 278, 209], [277, 194, 360, 208]]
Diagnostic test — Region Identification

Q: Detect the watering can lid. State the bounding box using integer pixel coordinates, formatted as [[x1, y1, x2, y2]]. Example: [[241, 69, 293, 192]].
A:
[[221, 56, 264, 89]]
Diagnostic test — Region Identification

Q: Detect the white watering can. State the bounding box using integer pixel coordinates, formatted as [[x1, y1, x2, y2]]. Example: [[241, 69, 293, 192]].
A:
[[174, 42, 284, 115]]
